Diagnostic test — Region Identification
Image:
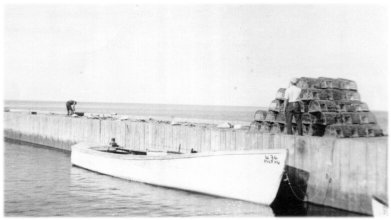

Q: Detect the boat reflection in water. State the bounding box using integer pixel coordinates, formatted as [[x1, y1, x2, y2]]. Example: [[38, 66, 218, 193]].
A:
[[70, 165, 274, 216]]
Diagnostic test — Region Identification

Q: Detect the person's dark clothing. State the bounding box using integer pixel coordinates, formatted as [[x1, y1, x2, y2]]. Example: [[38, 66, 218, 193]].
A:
[[66, 100, 76, 115], [285, 102, 303, 135], [66, 100, 76, 106], [110, 141, 119, 148]]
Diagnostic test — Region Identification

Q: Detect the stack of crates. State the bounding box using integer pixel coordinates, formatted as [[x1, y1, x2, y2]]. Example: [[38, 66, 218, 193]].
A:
[[251, 77, 383, 138]]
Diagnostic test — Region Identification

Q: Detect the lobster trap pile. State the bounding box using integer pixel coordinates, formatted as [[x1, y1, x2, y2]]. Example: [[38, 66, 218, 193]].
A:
[[251, 77, 384, 138]]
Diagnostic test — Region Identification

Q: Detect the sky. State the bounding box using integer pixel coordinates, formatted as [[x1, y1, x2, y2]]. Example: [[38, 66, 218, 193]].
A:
[[3, 4, 389, 110]]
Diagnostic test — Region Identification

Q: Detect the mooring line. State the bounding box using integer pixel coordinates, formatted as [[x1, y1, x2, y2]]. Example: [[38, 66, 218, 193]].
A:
[[283, 172, 308, 202]]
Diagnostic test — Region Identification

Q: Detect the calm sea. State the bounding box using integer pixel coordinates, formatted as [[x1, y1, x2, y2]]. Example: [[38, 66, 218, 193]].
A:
[[4, 141, 363, 217], [4, 100, 262, 122]]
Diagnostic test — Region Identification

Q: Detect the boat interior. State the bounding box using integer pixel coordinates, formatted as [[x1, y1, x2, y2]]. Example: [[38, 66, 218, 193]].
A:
[[96, 146, 198, 155], [97, 147, 147, 155], [97, 147, 196, 155]]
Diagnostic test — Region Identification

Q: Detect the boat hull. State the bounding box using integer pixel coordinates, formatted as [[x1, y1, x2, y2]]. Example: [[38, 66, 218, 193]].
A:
[[71, 143, 287, 205]]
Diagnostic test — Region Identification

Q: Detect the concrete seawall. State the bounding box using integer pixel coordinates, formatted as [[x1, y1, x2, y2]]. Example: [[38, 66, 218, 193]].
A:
[[3, 112, 387, 215]]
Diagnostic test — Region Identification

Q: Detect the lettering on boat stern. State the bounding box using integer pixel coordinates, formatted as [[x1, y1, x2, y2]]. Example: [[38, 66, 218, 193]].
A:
[[264, 154, 281, 165]]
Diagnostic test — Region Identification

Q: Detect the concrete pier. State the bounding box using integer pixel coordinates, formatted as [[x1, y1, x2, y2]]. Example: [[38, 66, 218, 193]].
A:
[[3, 111, 387, 215]]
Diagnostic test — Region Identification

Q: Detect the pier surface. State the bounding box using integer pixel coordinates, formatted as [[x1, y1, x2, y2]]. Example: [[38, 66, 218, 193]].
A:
[[3, 111, 387, 215]]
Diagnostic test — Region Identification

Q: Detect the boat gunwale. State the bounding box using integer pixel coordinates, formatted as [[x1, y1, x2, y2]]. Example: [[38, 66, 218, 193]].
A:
[[72, 143, 288, 161]]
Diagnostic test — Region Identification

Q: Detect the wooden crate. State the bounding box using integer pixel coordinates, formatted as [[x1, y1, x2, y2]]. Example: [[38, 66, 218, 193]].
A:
[[254, 110, 268, 122], [337, 78, 358, 91], [276, 88, 286, 100], [269, 99, 284, 112], [308, 100, 338, 113]]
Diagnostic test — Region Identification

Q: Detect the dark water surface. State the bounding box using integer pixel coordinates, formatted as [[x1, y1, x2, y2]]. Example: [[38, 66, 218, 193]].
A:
[[4, 141, 364, 217]]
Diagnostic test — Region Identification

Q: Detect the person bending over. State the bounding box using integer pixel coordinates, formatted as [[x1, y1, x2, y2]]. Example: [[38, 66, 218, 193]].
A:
[[66, 100, 77, 116]]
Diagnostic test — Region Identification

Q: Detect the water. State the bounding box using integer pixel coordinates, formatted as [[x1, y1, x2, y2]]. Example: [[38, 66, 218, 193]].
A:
[[4, 141, 364, 217], [4, 100, 262, 122], [4, 141, 273, 217]]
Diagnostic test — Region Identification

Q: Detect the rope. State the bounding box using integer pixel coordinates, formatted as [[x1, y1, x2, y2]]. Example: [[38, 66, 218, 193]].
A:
[[283, 172, 308, 202]]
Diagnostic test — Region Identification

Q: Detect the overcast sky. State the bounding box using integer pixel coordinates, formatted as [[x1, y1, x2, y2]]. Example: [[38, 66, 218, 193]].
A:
[[4, 4, 388, 110]]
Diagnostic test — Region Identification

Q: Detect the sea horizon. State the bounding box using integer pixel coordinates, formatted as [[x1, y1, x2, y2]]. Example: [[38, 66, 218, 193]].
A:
[[4, 99, 265, 110], [4, 99, 388, 113]]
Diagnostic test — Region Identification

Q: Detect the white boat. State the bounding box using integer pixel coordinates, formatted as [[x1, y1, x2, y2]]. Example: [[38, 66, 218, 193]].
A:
[[372, 196, 388, 216], [71, 142, 288, 206]]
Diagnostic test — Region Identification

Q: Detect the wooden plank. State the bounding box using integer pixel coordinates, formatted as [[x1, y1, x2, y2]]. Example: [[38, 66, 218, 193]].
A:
[[262, 133, 271, 150], [124, 123, 131, 149], [75, 118, 83, 142], [131, 122, 138, 149], [342, 140, 368, 212], [272, 132, 281, 149], [149, 123, 156, 149], [92, 119, 98, 144], [181, 126, 189, 152], [305, 138, 332, 206], [338, 139, 351, 210], [156, 123, 163, 150], [189, 126, 199, 152], [71, 117, 78, 142], [132, 122, 139, 150], [172, 125, 181, 152], [141, 122, 147, 151], [107, 120, 113, 144], [177, 125, 185, 152], [210, 129, 220, 151], [178, 125, 186, 152], [224, 130, 231, 151], [376, 139, 388, 202], [180, 125, 187, 152], [50, 116, 59, 142], [192, 126, 200, 152], [296, 136, 310, 171], [346, 141, 358, 212], [235, 130, 246, 150], [325, 139, 342, 207], [202, 127, 211, 152], [163, 124, 171, 150], [160, 124, 166, 150], [332, 140, 346, 210], [256, 132, 263, 150], [355, 141, 371, 212], [219, 129, 227, 151], [365, 140, 377, 198], [80, 118, 87, 142], [293, 136, 304, 189], [267, 133, 275, 150], [245, 131, 257, 150]]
